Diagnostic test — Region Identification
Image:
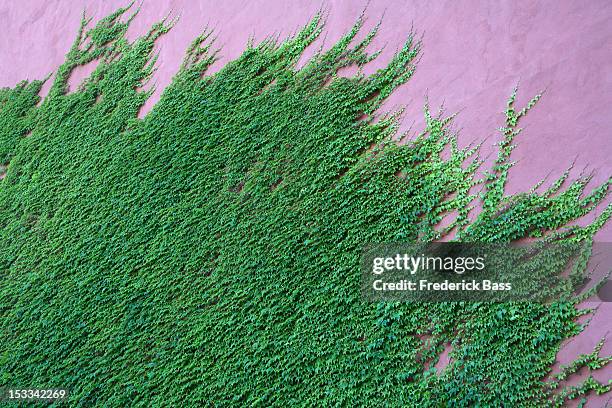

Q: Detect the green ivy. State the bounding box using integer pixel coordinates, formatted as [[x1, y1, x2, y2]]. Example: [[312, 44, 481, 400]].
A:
[[0, 6, 610, 407]]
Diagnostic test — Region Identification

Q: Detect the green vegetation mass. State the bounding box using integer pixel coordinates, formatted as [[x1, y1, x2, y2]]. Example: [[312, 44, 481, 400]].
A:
[[0, 5, 610, 407]]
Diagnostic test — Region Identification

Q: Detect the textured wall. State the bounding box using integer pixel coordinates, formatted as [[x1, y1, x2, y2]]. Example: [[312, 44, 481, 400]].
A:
[[1, 1, 610, 242], [1, 1, 610, 405]]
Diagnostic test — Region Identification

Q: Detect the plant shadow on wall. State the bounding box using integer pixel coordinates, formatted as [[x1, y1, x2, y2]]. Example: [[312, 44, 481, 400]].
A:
[[0, 4, 610, 407]]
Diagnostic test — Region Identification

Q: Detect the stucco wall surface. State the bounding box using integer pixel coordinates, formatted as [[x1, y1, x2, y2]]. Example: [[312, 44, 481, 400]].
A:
[[0, 1, 610, 406]]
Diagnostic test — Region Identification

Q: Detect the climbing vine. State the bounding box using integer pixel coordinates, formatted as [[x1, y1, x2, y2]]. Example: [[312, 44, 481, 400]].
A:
[[0, 5, 610, 407]]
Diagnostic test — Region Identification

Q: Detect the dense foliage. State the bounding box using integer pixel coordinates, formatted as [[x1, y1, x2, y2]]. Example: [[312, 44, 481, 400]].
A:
[[0, 6, 610, 407]]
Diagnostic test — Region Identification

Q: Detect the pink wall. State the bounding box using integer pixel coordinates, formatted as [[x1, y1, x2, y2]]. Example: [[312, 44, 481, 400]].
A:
[[1, 1, 610, 239], [1, 1, 610, 405], [1, 2, 610, 239]]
